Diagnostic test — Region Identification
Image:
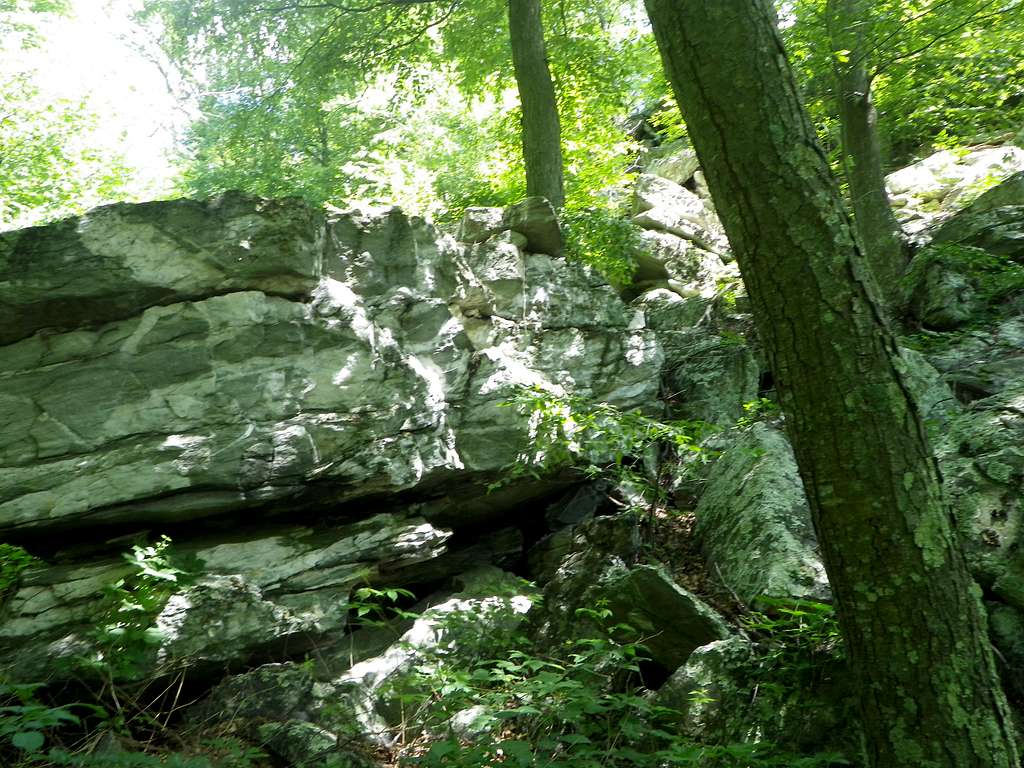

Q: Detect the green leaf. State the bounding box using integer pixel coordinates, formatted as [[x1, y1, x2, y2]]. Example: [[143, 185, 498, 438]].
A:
[[498, 739, 533, 767], [12, 730, 45, 752]]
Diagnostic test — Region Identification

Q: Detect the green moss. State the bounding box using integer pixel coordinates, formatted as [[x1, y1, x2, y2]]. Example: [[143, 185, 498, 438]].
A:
[[904, 243, 1024, 307]]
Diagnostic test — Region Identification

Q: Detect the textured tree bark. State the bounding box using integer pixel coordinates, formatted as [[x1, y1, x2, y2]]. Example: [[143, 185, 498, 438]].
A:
[[831, 0, 908, 308], [508, 0, 565, 209], [643, 1, 1019, 766]]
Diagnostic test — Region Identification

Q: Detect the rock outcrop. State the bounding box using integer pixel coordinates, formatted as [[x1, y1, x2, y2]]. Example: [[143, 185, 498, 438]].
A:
[[3, 151, 1024, 767], [0, 194, 661, 538]]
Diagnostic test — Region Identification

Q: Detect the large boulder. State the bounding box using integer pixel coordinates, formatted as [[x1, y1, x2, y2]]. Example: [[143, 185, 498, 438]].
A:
[[658, 325, 761, 426], [502, 197, 563, 256], [330, 568, 535, 744], [654, 637, 855, 755], [888, 146, 1024, 242], [919, 317, 1024, 402], [693, 424, 829, 604], [645, 140, 700, 186], [937, 385, 1024, 605], [0, 512, 517, 681], [631, 174, 728, 255], [0, 193, 324, 347], [530, 515, 729, 676], [0, 195, 662, 535], [932, 170, 1024, 259]]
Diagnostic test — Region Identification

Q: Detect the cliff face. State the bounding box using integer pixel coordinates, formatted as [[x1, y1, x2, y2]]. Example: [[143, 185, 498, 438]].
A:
[[1, 147, 1023, 765], [0, 194, 661, 538]]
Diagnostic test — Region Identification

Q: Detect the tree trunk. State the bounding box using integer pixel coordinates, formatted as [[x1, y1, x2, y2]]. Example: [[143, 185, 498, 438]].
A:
[[508, 0, 565, 209], [831, 0, 908, 308], [643, 1, 1018, 766]]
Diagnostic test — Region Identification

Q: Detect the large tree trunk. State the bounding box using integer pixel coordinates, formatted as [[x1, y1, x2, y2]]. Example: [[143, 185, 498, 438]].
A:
[[830, 0, 908, 308], [643, 1, 1018, 766], [508, 0, 565, 209]]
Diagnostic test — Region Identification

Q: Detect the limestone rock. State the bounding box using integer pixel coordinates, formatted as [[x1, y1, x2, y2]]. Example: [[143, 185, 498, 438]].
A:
[[0, 192, 324, 347], [596, 563, 730, 672], [502, 197, 562, 256], [457, 207, 505, 244], [646, 142, 700, 186], [631, 174, 727, 254], [653, 637, 758, 741], [0, 513, 514, 681], [530, 515, 728, 674], [633, 288, 713, 335], [903, 245, 982, 330], [332, 569, 535, 744], [920, 316, 1024, 400], [933, 171, 1024, 259], [888, 146, 1024, 242], [937, 385, 1024, 603], [694, 424, 829, 604], [0, 198, 662, 535], [638, 229, 726, 294], [655, 637, 855, 754], [659, 326, 760, 426]]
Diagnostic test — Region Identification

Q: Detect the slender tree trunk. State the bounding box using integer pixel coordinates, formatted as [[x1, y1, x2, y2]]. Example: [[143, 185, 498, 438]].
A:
[[508, 0, 565, 209], [643, 1, 1018, 766], [830, 0, 908, 308]]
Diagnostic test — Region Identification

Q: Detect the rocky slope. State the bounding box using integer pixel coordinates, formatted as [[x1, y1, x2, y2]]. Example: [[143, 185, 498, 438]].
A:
[[1, 145, 1023, 766]]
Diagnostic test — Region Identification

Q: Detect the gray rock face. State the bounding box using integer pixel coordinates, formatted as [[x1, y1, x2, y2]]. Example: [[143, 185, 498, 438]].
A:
[[632, 174, 728, 256], [888, 146, 1024, 243], [659, 326, 761, 426], [921, 317, 1024, 400], [646, 142, 700, 186], [694, 424, 829, 604], [937, 385, 1024, 603], [596, 563, 731, 672], [932, 170, 1024, 259], [502, 197, 563, 256], [530, 516, 728, 673], [0, 193, 324, 347], [0, 195, 662, 535], [0, 512, 473, 680], [903, 246, 982, 330], [331, 568, 535, 744]]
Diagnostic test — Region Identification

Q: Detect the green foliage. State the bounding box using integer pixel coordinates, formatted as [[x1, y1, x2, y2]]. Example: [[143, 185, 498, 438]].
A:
[[0, 683, 88, 760], [0, 71, 132, 229], [561, 206, 643, 286], [0, 543, 40, 599], [140, 0, 660, 219], [187, 735, 268, 768], [390, 603, 844, 768], [741, 598, 845, 677], [737, 598, 847, 737], [0, 2, 133, 229], [82, 536, 186, 682], [785, 0, 1024, 166], [505, 387, 716, 508], [350, 585, 418, 627], [736, 398, 782, 429]]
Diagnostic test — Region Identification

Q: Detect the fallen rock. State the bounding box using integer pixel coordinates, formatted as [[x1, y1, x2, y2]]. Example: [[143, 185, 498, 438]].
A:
[[457, 206, 505, 244], [502, 197, 562, 256], [933, 170, 1024, 260], [694, 424, 829, 604], [937, 385, 1024, 605], [888, 146, 1024, 242], [646, 142, 700, 186]]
